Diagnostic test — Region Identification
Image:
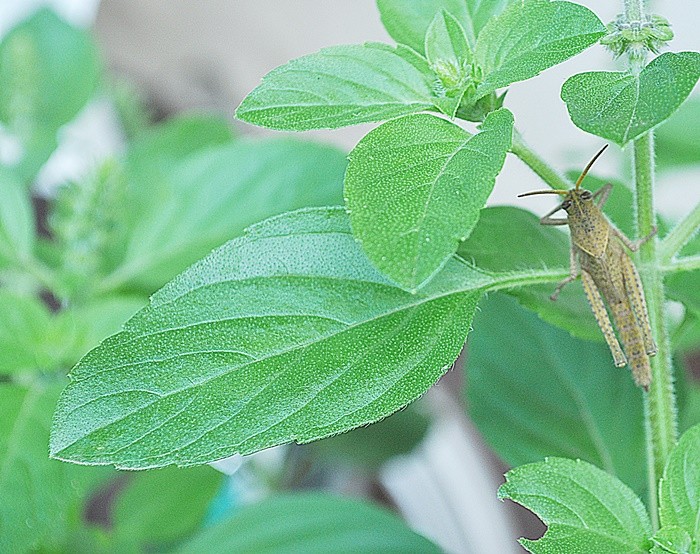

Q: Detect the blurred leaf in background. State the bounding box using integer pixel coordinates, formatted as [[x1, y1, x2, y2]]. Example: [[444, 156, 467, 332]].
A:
[[0, 8, 100, 183]]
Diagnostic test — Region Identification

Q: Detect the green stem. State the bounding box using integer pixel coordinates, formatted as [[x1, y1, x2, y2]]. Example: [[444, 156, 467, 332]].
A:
[[623, 0, 645, 22], [633, 131, 677, 532], [662, 254, 700, 273], [510, 131, 572, 191], [659, 203, 700, 262]]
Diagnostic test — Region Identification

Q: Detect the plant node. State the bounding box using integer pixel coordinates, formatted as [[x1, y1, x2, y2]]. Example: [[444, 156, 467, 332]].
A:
[[601, 14, 673, 59]]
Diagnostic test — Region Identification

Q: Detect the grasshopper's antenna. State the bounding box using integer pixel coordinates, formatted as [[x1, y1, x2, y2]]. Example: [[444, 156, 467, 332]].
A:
[[575, 144, 608, 190], [517, 189, 568, 198]]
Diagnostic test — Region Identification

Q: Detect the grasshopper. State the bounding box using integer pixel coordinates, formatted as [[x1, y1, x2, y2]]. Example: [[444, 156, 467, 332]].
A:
[[519, 145, 657, 390]]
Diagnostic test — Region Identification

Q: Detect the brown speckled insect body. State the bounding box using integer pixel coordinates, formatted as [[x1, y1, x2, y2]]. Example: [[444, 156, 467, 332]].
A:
[[519, 146, 657, 390]]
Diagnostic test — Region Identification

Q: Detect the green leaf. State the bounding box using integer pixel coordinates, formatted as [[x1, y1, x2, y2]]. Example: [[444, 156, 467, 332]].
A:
[[377, 0, 514, 52], [106, 138, 346, 293], [176, 493, 441, 553], [457, 206, 601, 341], [113, 466, 223, 547], [475, 0, 605, 99], [125, 113, 235, 185], [0, 166, 35, 267], [50, 207, 490, 468], [659, 423, 700, 542], [650, 526, 693, 554], [0, 382, 106, 553], [345, 108, 513, 290], [0, 290, 53, 374], [236, 43, 440, 131], [656, 96, 700, 168], [562, 52, 700, 146], [467, 294, 646, 495], [0, 8, 100, 181], [499, 457, 652, 554], [425, 10, 471, 68]]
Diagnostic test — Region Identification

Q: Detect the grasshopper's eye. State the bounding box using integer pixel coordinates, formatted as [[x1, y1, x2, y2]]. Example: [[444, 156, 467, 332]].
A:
[[580, 190, 593, 200], [561, 199, 572, 210]]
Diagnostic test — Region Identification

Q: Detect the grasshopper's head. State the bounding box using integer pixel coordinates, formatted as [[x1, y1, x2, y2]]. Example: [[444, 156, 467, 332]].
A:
[[518, 145, 608, 217]]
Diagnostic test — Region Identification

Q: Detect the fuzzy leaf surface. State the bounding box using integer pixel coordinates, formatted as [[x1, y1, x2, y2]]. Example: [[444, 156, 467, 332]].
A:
[[176, 493, 441, 553], [377, 0, 514, 51], [467, 293, 646, 494], [499, 457, 652, 553], [50, 207, 504, 468], [659, 423, 700, 544], [345, 109, 512, 291], [236, 44, 440, 131], [562, 52, 700, 145], [475, 0, 605, 98]]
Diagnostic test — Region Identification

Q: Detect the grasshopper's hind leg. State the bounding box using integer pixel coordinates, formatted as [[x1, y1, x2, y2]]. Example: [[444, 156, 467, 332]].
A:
[[581, 270, 627, 367], [621, 255, 657, 356]]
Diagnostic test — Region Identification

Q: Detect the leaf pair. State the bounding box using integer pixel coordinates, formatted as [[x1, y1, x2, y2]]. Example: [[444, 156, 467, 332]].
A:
[[562, 51, 700, 145], [500, 424, 700, 553]]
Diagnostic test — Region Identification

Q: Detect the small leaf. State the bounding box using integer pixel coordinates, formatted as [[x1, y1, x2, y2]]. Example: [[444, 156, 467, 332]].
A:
[[475, 0, 605, 98], [0, 166, 35, 267], [0, 9, 100, 180], [0, 383, 106, 553], [467, 294, 646, 495], [650, 526, 693, 554], [176, 493, 441, 553], [425, 10, 471, 68], [106, 138, 346, 292], [50, 207, 489, 468], [345, 108, 513, 290], [236, 43, 440, 130], [499, 457, 652, 553], [562, 52, 700, 145], [659, 423, 700, 541], [377, 0, 515, 51], [113, 466, 223, 547], [457, 206, 601, 341]]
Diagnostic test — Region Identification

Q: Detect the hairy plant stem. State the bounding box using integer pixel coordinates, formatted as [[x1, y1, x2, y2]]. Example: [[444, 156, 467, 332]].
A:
[[510, 131, 572, 190], [633, 132, 676, 533], [623, 0, 644, 22], [660, 202, 700, 262]]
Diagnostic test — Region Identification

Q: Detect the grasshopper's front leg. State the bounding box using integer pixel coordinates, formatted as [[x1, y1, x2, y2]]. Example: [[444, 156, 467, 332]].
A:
[[612, 225, 658, 252], [539, 203, 568, 226], [551, 242, 579, 301]]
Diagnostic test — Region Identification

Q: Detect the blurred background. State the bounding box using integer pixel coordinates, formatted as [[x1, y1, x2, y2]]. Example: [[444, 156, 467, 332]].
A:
[[0, 1, 698, 553]]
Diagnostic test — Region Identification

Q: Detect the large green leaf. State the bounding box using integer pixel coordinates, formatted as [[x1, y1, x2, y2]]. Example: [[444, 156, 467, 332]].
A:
[[345, 109, 512, 291], [376, 0, 514, 51], [0, 167, 35, 268], [562, 52, 700, 145], [0, 9, 100, 181], [0, 383, 105, 553], [659, 423, 700, 543], [236, 43, 440, 131], [50, 207, 564, 469], [113, 466, 223, 548], [457, 206, 601, 341], [105, 138, 346, 293], [650, 526, 694, 554], [474, 0, 605, 99], [499, 458, 652, 553], [467, 294, 646, 494], [176, 493, 440, 553]]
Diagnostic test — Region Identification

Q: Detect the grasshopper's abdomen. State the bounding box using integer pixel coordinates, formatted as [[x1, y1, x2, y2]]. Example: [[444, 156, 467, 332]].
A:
[[608, 298, 651, 390]]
